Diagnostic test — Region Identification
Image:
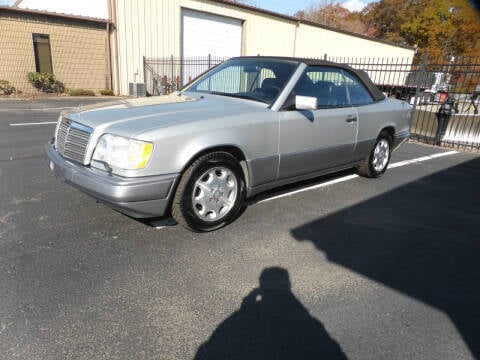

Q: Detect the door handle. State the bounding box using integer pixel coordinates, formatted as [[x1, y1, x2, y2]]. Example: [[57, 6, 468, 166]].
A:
[[346, 116, 357, 123]]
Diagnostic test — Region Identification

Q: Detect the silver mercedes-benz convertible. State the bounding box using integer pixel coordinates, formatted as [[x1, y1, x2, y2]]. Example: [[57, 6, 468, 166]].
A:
[[45, 56, 411, 231]]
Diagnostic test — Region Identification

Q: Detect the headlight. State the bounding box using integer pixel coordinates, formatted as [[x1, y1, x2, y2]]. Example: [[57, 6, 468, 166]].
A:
[[92, 134, 153, 170]]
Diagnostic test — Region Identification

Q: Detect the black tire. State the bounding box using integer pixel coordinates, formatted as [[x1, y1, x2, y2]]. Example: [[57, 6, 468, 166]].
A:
[[172, 152, 246, 232], [358, 131, 393, 178]]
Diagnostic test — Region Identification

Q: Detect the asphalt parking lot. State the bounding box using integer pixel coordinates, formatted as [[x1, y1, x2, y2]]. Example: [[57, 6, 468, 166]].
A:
[[1, 97, 479, 360]]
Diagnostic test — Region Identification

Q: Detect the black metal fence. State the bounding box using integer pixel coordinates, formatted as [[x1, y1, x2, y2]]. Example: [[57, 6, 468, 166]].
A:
[[144, 55, 229, 96], [144, 54, 480, 152]]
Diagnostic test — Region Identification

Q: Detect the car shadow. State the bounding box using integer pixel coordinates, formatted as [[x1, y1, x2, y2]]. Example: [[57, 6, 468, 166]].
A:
[[194, 267, 348, 360], [291, 157, 480, 358]]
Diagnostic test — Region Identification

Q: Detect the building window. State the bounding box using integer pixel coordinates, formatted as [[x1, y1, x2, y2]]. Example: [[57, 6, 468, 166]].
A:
[[32, 34, 53, 73]]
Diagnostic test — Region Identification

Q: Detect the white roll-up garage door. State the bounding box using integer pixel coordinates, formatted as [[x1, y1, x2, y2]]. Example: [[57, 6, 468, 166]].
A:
[[182, 9, 243, 57], [181, 9, 242, 83]]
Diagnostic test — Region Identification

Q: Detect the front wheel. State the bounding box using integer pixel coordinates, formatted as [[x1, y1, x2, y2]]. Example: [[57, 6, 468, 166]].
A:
[[358, 131, 392, 178], [172, 152, 246, 232]]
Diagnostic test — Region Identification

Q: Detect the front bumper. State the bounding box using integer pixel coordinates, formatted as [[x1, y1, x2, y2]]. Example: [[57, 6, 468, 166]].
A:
[[45, 142, 180, 218]]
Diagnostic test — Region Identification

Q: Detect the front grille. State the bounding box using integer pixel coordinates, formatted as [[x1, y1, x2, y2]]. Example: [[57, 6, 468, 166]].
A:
[[55, 118, 93, 164]]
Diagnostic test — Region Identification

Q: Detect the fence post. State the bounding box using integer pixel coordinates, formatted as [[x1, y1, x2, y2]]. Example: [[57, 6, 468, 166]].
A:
[[170, 55, 174, 92], [208, 54, 212, 69], [143, 56, 147, 94], [324, 53, 327, 61], [411, 53, 429, 127], [179, 55, 183, 86]]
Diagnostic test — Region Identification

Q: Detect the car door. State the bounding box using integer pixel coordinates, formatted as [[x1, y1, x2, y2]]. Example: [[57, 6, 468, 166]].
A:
[[277, 66, 358, 180], [342, 70, 382, 161]]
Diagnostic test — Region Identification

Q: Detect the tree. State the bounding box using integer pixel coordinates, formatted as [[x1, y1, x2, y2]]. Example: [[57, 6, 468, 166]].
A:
[[360, 0, 427, 44], [295, 2, 370, 35], [361, 0, 480, 59], [401, 0, 480, 59]]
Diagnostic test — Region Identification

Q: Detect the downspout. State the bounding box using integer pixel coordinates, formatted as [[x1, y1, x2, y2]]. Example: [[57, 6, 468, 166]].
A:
[[293, 21, 300, 57], [106, 22, 112, 90], [109, 0, 120, 95]]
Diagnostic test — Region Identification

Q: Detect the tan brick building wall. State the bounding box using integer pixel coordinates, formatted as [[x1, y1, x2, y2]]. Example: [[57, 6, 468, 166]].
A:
[[0, 9, 109, 94]]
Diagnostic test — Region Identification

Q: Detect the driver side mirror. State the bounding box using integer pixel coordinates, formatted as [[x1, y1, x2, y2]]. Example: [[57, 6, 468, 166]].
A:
[[295, 95, 318, 110], [281, 94, 318, 111]]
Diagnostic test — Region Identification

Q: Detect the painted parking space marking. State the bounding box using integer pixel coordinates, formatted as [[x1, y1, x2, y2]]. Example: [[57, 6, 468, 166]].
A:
[[154, 150, 459, 228], [9, 121, 58, 126], [387, 151, 458, 168], [258, 150, 458, 204], [1, 107, 74, 112], [257, 174, 360, 204]]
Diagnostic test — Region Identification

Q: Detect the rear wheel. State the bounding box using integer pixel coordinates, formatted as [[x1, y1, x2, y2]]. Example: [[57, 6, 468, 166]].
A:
[[172, 152, 246, 232], [358, 131, 392, 178]]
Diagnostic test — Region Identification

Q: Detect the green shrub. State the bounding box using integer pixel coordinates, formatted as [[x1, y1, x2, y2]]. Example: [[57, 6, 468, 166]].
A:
[[67, 88, 95, 96], [100, 89, 114, 96], [26, 72, 64, 93], [0, 80, 17, 95]]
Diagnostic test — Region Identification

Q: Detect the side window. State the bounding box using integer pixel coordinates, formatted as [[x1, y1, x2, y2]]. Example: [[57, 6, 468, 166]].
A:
[[343, 71, 374, 106], [32, 33, 53, 73], [293, 66, 349, 108]]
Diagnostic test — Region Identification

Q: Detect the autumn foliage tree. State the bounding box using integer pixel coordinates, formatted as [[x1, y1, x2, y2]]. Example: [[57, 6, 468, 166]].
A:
[[400, 0, 480, 59], [360, 0, 480, 59], [358, 0, 426, 44], [294, 0, 480, 59], [295, 2, 370, 35]]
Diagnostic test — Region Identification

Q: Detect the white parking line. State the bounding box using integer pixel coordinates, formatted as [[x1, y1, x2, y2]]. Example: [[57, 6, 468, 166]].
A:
[[154, 150, 459, 229], [258, 150, 458, 203], [387, 151, 458, 169], [451, 113, 480, 116], [9, 121, 57, 126], [258, 174, 359, 204], [0, 107, 74, 112]]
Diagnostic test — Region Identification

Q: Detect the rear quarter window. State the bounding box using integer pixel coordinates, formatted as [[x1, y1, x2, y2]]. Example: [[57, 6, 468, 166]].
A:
[[344, 71, 374, 106]]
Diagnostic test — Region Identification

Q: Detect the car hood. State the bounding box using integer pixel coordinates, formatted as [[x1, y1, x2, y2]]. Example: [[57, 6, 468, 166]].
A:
[[64, 92, 268, 138]]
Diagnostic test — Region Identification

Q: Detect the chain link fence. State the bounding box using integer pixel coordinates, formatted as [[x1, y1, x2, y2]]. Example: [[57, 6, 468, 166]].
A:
[[144, 54, 480, 152]]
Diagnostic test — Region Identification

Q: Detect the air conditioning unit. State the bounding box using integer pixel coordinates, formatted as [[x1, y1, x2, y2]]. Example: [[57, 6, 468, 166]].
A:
[[128, 82, 146, 97]]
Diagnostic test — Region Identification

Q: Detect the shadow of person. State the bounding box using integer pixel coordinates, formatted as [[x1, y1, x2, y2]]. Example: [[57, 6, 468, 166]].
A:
[[194, 267, 348, 360], [291, 157, 480, 358]]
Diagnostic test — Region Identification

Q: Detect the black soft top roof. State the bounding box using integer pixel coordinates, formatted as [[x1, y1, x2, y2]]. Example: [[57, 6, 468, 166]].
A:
[[231, 56, 386, 102]]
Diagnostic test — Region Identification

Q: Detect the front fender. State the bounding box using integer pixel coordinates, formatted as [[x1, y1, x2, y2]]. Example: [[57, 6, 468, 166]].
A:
[[135, 111, 279, 179]]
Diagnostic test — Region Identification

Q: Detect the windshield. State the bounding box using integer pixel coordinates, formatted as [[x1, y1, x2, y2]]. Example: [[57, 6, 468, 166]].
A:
[[183, 58, 299, 105]]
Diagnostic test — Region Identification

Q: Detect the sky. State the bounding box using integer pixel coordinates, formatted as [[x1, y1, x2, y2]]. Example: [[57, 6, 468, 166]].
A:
[[0, 0, 374, 14]]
